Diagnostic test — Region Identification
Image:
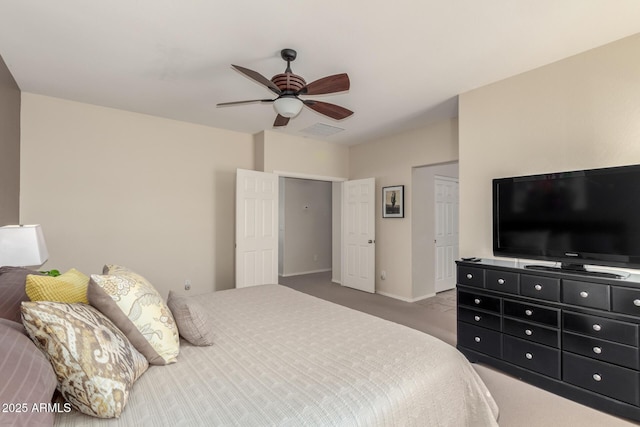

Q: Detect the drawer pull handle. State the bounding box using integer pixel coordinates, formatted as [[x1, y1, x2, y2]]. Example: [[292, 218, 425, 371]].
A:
[[593, 324, 602, 332], [525, 309, 533, 316], [497, 278, 505, 285], [525, 352, 533, 360], [580, 291, 589, 298], [467, 274, 473, 279], [525, 329, 533, 336], [593, 374, 602, 382], [593, 346, 602, 354], [474, 315, 481, 322], [534, 284, 542, 291], [474, 336, 481, 343], [474, 298, 481, 305], [634, 299, 640, 307]]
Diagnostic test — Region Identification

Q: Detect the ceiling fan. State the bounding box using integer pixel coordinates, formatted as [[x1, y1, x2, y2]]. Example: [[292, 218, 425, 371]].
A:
[[218, 49, 353, 127]]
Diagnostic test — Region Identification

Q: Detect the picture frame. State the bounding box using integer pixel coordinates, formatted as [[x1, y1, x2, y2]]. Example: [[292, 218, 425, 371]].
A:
[[382, 185, 404, 218]]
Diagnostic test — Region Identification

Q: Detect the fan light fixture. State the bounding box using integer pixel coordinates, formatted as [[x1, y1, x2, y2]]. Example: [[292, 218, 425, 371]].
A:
[[218, 49, 352, 127], [273, 96, 303, 118]]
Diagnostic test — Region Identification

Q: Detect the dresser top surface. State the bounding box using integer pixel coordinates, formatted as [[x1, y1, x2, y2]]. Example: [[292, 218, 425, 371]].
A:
[[457, 258, 640, 287]]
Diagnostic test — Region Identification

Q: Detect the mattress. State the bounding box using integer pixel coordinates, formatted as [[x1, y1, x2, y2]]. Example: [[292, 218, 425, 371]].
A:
[[54, 284, 498, 426]]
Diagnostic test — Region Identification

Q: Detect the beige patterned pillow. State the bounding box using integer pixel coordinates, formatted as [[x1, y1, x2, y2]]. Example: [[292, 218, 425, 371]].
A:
[[88, 265, 180, 365], [21, 301, 149, 418], [167, 291, 214, 346]]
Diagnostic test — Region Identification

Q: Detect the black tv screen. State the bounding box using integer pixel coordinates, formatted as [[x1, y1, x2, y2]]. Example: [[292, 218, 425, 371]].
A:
[[493, 164, 640, 270]]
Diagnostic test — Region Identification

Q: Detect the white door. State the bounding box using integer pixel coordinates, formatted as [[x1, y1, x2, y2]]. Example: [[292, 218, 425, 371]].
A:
[[342, 178, 375, 293], [434, 176, 459, 293], [235, 169, 278, 288]]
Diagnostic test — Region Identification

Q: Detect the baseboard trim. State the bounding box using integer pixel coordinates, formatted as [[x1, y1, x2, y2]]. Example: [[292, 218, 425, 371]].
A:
[[280, 268, 331, 277], [377, 291, 436, 303], [411, 293, 436, 303]]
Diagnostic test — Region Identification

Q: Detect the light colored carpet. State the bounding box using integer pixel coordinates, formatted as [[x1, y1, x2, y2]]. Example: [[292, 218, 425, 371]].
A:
[[279, 272, 638, 427]]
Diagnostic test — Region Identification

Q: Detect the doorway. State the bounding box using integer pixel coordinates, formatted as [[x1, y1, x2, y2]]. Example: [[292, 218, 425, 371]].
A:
[[278, 177, 333, 278], [236, 170, 374, 291], [278, 176, 375, 293], [411, 162, 459, 299]]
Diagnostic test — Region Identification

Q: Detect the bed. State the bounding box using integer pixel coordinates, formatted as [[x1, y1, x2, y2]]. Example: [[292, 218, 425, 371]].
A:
[[2, 266, 499, 426]]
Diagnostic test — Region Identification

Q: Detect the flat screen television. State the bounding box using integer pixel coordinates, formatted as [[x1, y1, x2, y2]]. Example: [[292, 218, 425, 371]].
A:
[[493, 164, 640, 277]]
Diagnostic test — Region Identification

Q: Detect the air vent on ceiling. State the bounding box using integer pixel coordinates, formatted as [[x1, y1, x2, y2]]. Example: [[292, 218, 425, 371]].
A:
[[299, 123, 345, 137]]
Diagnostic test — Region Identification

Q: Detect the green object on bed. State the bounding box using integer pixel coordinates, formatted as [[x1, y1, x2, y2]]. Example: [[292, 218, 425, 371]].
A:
[[39, 269, 61, 277]]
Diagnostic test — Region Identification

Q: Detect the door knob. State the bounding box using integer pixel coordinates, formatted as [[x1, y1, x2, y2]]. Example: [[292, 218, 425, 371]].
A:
[[368, 239, 374, 244]]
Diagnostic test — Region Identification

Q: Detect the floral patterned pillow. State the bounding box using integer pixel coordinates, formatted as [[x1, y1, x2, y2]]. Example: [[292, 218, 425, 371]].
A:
[[21, 301, 149, 418], [88, 265, 180, 365]]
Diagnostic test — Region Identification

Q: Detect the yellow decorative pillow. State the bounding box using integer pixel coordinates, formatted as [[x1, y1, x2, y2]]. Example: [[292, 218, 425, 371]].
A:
[[26, 268, 90, 304]]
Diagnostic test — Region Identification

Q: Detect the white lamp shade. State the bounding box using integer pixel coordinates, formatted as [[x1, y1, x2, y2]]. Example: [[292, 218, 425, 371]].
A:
[[0, 224, 49, 267], [273, 97, 303, 118]]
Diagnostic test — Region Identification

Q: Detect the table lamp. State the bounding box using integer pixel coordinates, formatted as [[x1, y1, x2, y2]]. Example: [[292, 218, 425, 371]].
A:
[[0, 224, 49, 267]]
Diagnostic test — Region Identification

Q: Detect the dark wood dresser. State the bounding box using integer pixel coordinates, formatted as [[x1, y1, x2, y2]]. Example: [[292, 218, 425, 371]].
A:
[[456, 259, 640, 422]]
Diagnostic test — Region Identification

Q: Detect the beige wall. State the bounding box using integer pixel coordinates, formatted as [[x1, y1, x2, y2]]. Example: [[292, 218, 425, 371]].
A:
[[22, 32, 639, 302], [349, 119, 458, 300], [459, 33, 640, 260], [0, 55, 20, 226], [20, 93, 254, 297], [257, 130, 349, 179]]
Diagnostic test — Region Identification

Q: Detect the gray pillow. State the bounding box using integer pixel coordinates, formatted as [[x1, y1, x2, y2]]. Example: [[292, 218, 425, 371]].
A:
[[167, 291, 214, 346], [0, 266, 45, 322], [0, 319, 58, 427]]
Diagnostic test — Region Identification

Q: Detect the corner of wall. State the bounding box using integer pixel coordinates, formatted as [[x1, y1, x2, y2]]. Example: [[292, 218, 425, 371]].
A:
[[253, 131, 265, 172], [0, 54, 21, 225]]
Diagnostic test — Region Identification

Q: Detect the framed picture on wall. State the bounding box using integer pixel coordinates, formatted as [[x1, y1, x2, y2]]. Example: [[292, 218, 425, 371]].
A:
[[382, 185, 404, 218]]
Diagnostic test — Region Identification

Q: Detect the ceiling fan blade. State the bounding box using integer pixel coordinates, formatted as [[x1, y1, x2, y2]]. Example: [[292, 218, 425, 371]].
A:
[[217, 99, 274, 107], [232, 65, 282, 95], [303, 100, 353, 120], [273, 115, 290, 127], [297, 73, 350, 95]]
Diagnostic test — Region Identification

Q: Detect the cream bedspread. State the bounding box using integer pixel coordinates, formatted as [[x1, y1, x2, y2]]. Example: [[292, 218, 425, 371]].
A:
[[54, 285, 498, 426]]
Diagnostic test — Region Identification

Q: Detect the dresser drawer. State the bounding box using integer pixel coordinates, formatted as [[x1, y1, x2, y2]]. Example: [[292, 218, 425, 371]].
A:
[[503, 335, 560, 379], [486, 270, 519, 294], [520, 275, 560, 302], [562, 280, 610, 310], [503, 318, 559, 348], [612, 287, 640, 316], [457, 322, 502, 358], [563, 331, 639, 370], [503, 299, 559, 327], [563, 312, 638, 346], [563, 352, 640, 406], [458, 290, 501, 313], [458, 307, 501, 332], [458, 266, 484, 288]]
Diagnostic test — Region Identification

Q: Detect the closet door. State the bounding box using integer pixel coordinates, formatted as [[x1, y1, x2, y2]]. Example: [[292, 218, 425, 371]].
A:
[[434, 176, 459, 293], [235, 169, 278, 288]]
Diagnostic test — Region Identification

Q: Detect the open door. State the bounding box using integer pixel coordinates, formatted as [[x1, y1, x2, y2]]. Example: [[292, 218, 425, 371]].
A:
[[342, 178, 375, 293], [235, 169, 278, 288]]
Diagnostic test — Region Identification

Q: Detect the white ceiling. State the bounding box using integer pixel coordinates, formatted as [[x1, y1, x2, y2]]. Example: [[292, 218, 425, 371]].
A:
[[1, 1, 640, 146]]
